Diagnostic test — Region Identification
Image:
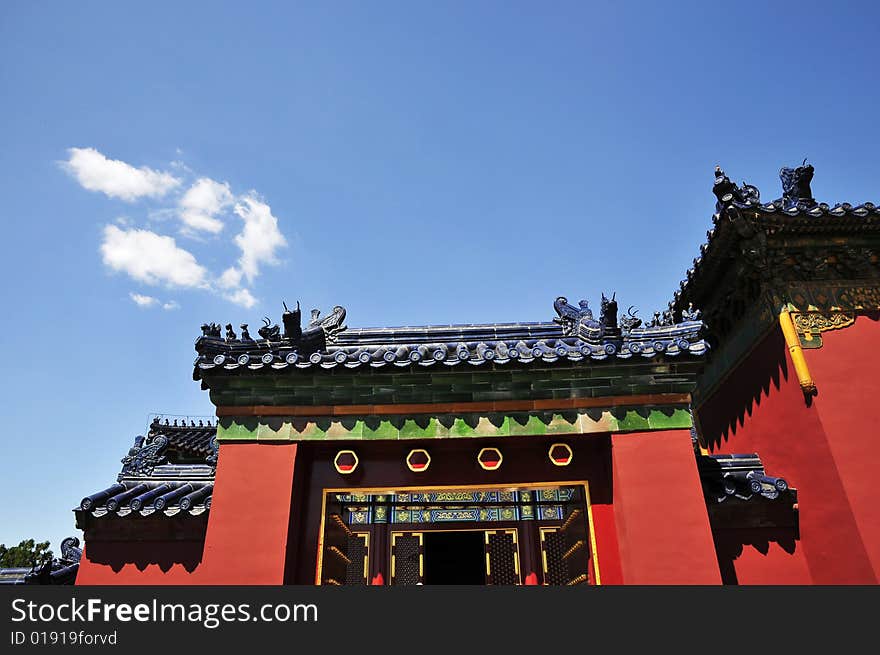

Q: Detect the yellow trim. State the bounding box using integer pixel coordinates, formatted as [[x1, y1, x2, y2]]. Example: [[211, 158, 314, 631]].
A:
[[779, 307, 816, 394], [358, 531, 370, 585], [477, 447, 503, 471], [539, 527, 552, 581], [585, 484, 601, 585], [317, 480, 602, 585], [548, 442, 573, 467], [322, 479, 592, 495], [333, 449, 360, 475], [483, 528, 520, 582], [405, 448, 432, 473], [512, 530, 520, 577], [390, 531, 424, 583]]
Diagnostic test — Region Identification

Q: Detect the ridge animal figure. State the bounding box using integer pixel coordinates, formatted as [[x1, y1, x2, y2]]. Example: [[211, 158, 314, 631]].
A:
[[779, 159, 816, 209], [600, 292, 618, 331], [200, 323, 222, 338], [619, 306, 642, 334], [258, 317, 282, 342], [282, 301, 303, 341], [307, 305, 347, 342]]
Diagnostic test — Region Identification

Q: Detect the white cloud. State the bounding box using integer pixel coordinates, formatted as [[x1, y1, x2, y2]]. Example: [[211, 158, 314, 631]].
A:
[[67, 147, 291, 310], [232, 194, 287, 282], [101, 225, 208, 288], [179, 178, 233, 234], [63, 147, 180, 201], [218, 266, 243, 289], [129, 292, 158, 307], [224, 288, 257, 308]]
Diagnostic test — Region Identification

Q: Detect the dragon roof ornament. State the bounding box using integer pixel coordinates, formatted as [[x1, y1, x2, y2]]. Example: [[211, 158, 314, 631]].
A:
[[193, 295, 707, 375], [672, 161, 880, 320], [553, 293, 703, 346]]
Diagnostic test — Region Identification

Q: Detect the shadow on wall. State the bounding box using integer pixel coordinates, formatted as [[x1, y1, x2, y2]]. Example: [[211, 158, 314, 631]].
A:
[[84, 541, 204, 574], [712, 527, 800, 585], [698, 327, 790, 452]]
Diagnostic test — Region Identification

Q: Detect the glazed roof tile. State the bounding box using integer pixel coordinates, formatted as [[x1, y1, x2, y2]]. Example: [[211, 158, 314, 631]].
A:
[[0, 538, 81, 585], [75, 417, 217, 522], [193, 296, 709, 378], [147, 417, 217, 458], [698, 453, 791, 503], [671, 163, 880, 314]]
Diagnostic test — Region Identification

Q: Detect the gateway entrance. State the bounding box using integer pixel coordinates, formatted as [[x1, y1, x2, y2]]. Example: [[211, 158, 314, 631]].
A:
[[317, 483, 596, 585], [423, 531, 484, 584]]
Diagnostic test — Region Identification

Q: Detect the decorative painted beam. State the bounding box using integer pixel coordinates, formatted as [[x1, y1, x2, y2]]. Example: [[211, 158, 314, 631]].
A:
[[214, 393, 692, 418], [216, 406, 694, 442]]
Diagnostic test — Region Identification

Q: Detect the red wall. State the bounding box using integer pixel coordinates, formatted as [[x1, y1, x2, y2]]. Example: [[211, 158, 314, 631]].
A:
[[76, 541, 210, 584], [77, 442, 299, 585], [802, 316, 880, 581], [697, 316, 880, 584], [590, 504, 623, 585], [611, 429, 721, 584]]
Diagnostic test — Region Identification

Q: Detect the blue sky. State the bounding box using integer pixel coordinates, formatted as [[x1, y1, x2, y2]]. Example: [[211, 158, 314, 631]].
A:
[[1, 1, 878, 552]]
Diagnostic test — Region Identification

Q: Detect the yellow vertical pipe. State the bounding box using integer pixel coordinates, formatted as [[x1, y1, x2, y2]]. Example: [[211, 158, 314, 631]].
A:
[[779, 308, 816, 394]]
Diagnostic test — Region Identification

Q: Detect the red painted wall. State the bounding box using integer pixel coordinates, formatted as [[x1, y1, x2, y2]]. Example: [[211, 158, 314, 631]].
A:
[[803, 315, 880, 581], [697, 317, 880, 584], [76, 542, 209, 584], [611, 429, 721, 584], [77, 442, 299, 585], [590, 504, 623, 585]]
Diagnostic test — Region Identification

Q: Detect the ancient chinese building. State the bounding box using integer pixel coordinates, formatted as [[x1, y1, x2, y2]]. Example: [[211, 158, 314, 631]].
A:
[[74, 163, 880, 585]]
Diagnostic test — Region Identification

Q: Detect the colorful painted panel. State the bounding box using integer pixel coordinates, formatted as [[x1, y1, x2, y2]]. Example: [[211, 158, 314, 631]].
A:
[[336, 487, 576, 525]]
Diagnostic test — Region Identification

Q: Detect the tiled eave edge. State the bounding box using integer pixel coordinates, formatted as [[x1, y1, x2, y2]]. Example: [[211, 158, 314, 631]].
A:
[[215, 393, 693, 441], [671, 205, 880, 316]]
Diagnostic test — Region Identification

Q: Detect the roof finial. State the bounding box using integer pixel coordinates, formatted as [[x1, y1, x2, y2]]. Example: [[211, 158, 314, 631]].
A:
[[779, 160, 816, 210]]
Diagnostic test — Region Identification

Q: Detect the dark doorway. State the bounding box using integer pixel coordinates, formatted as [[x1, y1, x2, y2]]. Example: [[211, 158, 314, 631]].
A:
[[423, 531, 485, 585]]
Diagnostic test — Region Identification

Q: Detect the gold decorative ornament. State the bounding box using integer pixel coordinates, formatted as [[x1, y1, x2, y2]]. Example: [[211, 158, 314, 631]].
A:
[[791, 310, 856, 348]]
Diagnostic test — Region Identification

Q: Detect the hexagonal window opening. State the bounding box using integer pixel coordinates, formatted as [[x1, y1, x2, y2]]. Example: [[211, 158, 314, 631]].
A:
[[334, 450, 359, 475], [406, 449, 431, 473], [548, 443, 573, 467], [478, 447, 503, 471]]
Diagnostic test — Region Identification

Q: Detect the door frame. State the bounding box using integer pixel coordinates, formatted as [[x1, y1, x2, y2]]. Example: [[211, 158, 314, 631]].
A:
[[315, 480, 601, 585]]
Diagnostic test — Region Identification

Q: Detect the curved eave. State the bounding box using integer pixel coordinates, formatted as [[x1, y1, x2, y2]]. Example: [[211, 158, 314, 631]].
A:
[[671, 201, 880, 312], [194, 334, 709, 378]]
